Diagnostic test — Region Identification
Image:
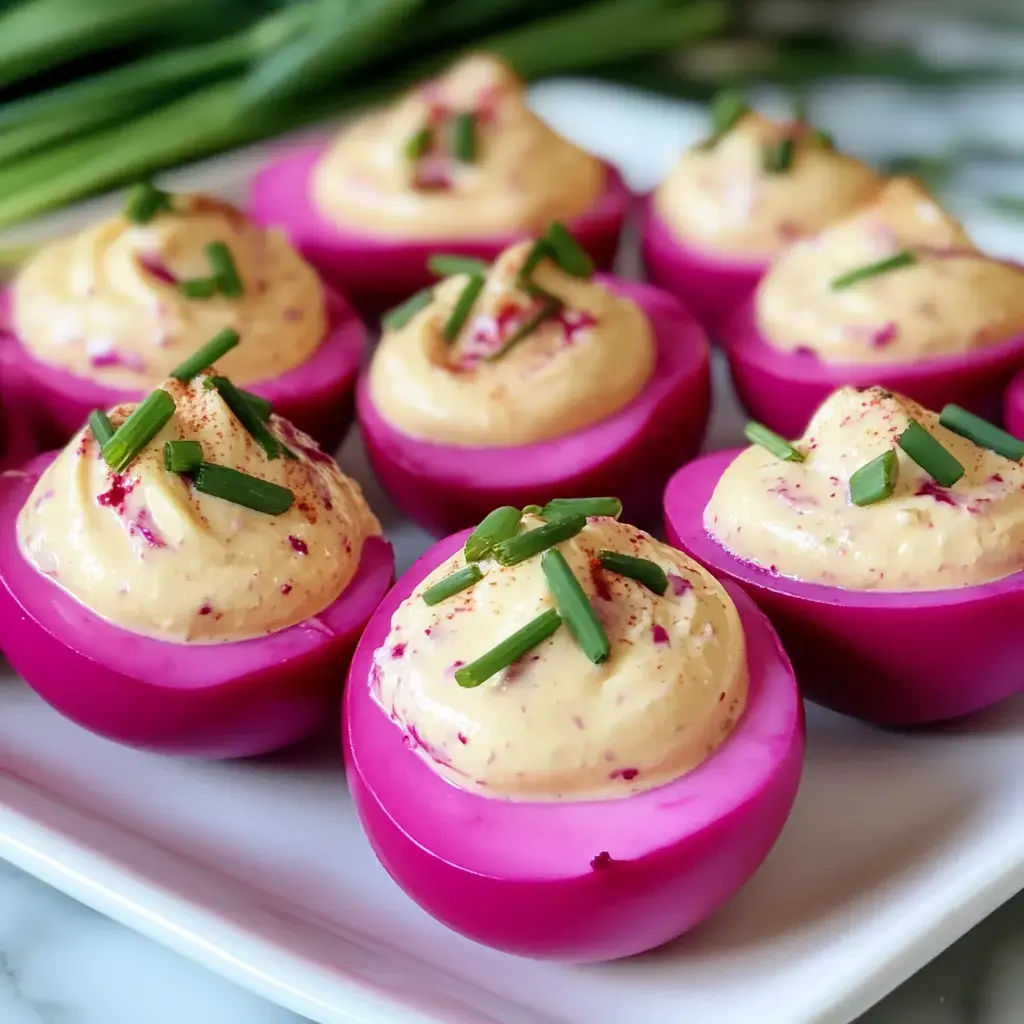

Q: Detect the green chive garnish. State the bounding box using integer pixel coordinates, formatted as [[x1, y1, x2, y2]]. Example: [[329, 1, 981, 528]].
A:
[[427, 253, 489, 278], [205, 241, 243, 298], [898, 420, 965, 486], [541, 497, 622, 521], [454, 609, 563, 688], [464, 506, 521, 561], [193, 462, 294, 516], [208, 375, 281, 460], [443, 274, 485, 342], [744, 421, 804, 462], [762, 137, 794, 174], [707, 89, 747, 146], [238, 389, 272, 422], [170, 328, 240, 381], [178, 277, 218, 299], [830, 251, 916, 291], [485, 297, 561, 362], [541, 549, 609, 664], [518, 238, 549, 283], [88, 409, 115, 446], [452, 112, 477, 163], [521, 504, 543, 515], [382, 288, 433, 330], [597, 551, 669, 596], [811, 128, 835, 150], [101, 389, 175, 473], [939, 405, 1024, 462], [405, 126, 432, 161], [124, 181, 172, 224], [494, 514, 586, 567], [544, 221, 594, 278], [849, 450, 899, 506], [423, 564, 483, 606], [163, 439, 203, 473]]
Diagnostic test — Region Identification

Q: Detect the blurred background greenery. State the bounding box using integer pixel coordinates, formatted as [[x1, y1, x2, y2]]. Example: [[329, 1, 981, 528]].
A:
[[0, 0, 1020, 229]]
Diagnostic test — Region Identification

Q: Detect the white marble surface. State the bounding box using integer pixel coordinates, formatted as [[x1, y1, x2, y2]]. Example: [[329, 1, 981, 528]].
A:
[[4, 17, 1024, 1020]]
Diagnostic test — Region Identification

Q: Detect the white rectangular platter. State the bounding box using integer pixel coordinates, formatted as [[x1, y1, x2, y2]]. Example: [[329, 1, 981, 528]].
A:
[[2, 79, 1024, 1024]]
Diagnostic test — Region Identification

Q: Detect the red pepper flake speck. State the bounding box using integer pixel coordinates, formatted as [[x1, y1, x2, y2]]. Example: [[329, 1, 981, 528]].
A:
[[590, 851, 615, 871], [198, 603, 213, 616], [97, 474, 134, 514], [288, 535, 308, 554], [652, 624, 669, 645], [391, 643, 407, 659], [280, 583, 293, 595], [457, 732, 469, 745], [610, 767, 639, 780]]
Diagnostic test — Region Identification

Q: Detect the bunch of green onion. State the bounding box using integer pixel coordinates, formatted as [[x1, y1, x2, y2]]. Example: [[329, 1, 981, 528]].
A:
[[0, 0, 733, 230]]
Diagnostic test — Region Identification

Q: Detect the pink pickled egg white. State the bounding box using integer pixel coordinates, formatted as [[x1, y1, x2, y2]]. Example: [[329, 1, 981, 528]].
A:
[[664, 449, 1024, 725], [248, 142, 632, 316], [0, 353, 35, 473], [0, 285, 366, 451], [344, 528, 804, 962], [0, 453, 394, 757], [722, 298, 1024, 439], [1001, 368, 1024, 439], [358, 278, 711, 536], [640, 194, 766, 339]]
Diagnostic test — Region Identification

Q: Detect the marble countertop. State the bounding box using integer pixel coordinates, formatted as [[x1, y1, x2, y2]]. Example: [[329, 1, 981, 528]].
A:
[[4, 10, 1024, 1021]]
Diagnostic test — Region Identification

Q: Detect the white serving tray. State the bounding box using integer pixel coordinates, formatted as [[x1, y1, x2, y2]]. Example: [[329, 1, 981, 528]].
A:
[[2, 79, 1024, 1024]]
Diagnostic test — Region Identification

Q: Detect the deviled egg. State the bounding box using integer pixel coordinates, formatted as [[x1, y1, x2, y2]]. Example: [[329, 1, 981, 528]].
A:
[[345, 501, 803, 960], [0, 343, 392, 756], [250, 54, 631, 313]]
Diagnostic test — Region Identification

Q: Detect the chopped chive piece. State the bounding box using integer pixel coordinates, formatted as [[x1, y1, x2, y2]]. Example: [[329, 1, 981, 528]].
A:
[[443, 274, 485, 342], [762, 137, 794, 174], [238, 389, 272, 422], [542, 497, 622, 521], [101, 389, 175, 473], [170, 328, 240, 381], [541, 549, 609, 664], [522, 504, 544, 515], [830, 250, 916, 291], [87, 409, 115, 446], [707, 89, 747, 145], [124, 181, 172, 224], [193, 462, 293, 516], [744, 421, 804, 462], [939, 405, 1024, 462], [405, 126, 432, 161], [811, 128, 835, 150], [454, 609, 563, 688], [597, 551, 669, 596], [518, 239, 550, 283], [898, 419, 965, 486], [428, 253, 489, 278], [163, 439, 203, 473], [423, 564, 484, 606], [205, 241, 243, 298], [465, 506, 521, 561], [494, 514, 586, 567], [452, 111, 477, 163], [208, 375, 282, 460], [382, 287, 433, 330], [485, 297, 561, 362], [849, 450, 899, 506], [544, 221, 594, 278], [178, 276, 218, 299]]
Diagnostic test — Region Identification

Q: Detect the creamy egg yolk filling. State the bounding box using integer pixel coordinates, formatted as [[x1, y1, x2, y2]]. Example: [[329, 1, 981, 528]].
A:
[[369, 234, 655, 447], [706, 386, 1024, 591], [654, 104, 880, 259], [13, 191, 325, 389], [757, 178, 1024, 363], [16, 362, 380, 643], [311, 53, 607, 238], [373, 503, 748, 802]]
